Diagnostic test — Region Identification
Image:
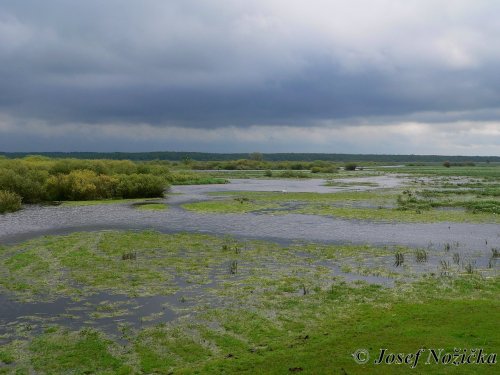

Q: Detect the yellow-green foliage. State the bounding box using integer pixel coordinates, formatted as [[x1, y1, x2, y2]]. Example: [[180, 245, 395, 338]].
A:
[[0, 190, 22, 213], [0, 157, 170, 202]]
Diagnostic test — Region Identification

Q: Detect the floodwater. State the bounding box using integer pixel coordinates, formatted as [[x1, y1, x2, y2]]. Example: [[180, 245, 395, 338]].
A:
[[0, 176, 498, 339], [0, 177, 498, 251]]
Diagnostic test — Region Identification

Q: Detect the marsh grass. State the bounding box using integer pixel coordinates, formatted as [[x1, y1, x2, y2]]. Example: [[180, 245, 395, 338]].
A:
[[121, 252, 137, 261], [439, 260, 452, 276], [233, 196, 250, 204], [186, 187, 500, 223], [0, 231, 498, 374], [464, 261, 475, 274], [393, 252, 404, 267], [414, 249, 427, 263], [229, 260, 238, 275]]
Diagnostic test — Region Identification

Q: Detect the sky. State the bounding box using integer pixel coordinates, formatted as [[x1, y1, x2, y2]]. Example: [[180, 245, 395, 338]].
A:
[[1, 0, 499, 155]]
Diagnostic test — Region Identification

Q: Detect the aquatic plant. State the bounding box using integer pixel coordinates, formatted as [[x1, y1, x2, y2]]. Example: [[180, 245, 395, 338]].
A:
[[122, 252, 137, 261], [229, 260, 238, 275], [414, 249, 427, 263], [464, 261, 475, 274], [393, 252, 404, 267], [439, 260, 451, 276]]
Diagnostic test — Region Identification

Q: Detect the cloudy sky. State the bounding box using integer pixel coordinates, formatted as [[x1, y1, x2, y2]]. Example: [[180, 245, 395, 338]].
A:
[[1, 0, 499, 155]]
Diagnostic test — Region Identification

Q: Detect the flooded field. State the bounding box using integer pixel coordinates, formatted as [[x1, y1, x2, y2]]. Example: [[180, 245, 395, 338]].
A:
[[1, 173, 499, 374]]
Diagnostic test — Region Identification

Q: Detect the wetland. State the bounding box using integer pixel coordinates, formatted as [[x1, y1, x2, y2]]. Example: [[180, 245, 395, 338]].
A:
[[0, 159, 499, 374]]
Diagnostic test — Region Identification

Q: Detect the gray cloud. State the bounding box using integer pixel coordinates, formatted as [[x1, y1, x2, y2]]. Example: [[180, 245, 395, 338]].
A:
[[0, 1, 499, 153]]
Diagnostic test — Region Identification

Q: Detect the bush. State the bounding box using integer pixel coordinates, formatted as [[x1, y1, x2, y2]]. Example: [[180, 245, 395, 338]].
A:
[[116, 174, 167, 198], [0, 190, 22, 213], [46, 170, 119, 201], [311, 166, 337, 174], [278, 170, 310, 178], [0, 158, 172, 203], [0, 166, 49, 203], [344, 163, 357, 171], [443, 161, 451, 168]]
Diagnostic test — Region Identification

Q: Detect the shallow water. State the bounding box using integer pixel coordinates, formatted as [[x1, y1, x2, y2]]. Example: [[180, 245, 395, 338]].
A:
[[0, 177, 499, 252], [0, 176, 498, 341]]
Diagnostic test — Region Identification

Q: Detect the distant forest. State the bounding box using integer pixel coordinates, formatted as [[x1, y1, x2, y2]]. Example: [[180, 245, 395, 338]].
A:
[[1, 152, 499, 163]]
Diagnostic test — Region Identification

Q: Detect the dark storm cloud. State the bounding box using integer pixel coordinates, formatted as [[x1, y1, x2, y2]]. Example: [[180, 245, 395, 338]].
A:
[[1, 1, 500, 153]]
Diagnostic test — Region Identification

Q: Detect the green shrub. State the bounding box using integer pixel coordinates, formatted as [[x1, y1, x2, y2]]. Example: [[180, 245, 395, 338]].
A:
[[278, 170, 310, 178], [311, 166, 337, 173], [0, 167, 49, 203], [47, 170, 119, 201], [116, 174, 167, 198], [0, 190, 22, 213], [344, 163, 357, 171]]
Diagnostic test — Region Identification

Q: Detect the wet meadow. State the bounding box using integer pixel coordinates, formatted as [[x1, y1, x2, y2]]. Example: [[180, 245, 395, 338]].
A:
[[0, 156, 498, 374]]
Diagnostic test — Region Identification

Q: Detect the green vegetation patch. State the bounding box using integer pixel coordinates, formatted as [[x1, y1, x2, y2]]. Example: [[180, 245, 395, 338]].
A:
[[2, 275, 498, 374], [0, 231, 256, 300], [134, 203, 168, 211], [0, 190, 22, 214], [184, 189, 500, 223], [0, 231, 498, 373], [61, 198, 153, 207], [29, 328, 131, 374]]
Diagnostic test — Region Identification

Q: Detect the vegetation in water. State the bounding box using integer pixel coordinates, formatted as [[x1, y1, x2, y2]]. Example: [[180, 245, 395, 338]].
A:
[[0, 231, 498, 374]]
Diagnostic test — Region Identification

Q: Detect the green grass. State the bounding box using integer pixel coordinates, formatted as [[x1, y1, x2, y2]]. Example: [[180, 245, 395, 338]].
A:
[[183, 191, 500, 223], [0, 231, 498, 374], [29, 328, 131, 375], [378, 165, 500, 178], [61, 198, 154, 206], [135, 203, 168, 211]]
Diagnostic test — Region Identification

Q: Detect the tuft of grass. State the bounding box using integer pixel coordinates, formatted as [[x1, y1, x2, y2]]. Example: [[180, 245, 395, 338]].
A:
[[122, 252, 137, 261], [440, 260, 452, 276], [229, 260, 238, 275], [393, 252, 404, 267], [414, 249, 427, 263], [464, 261, 475, 274]]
